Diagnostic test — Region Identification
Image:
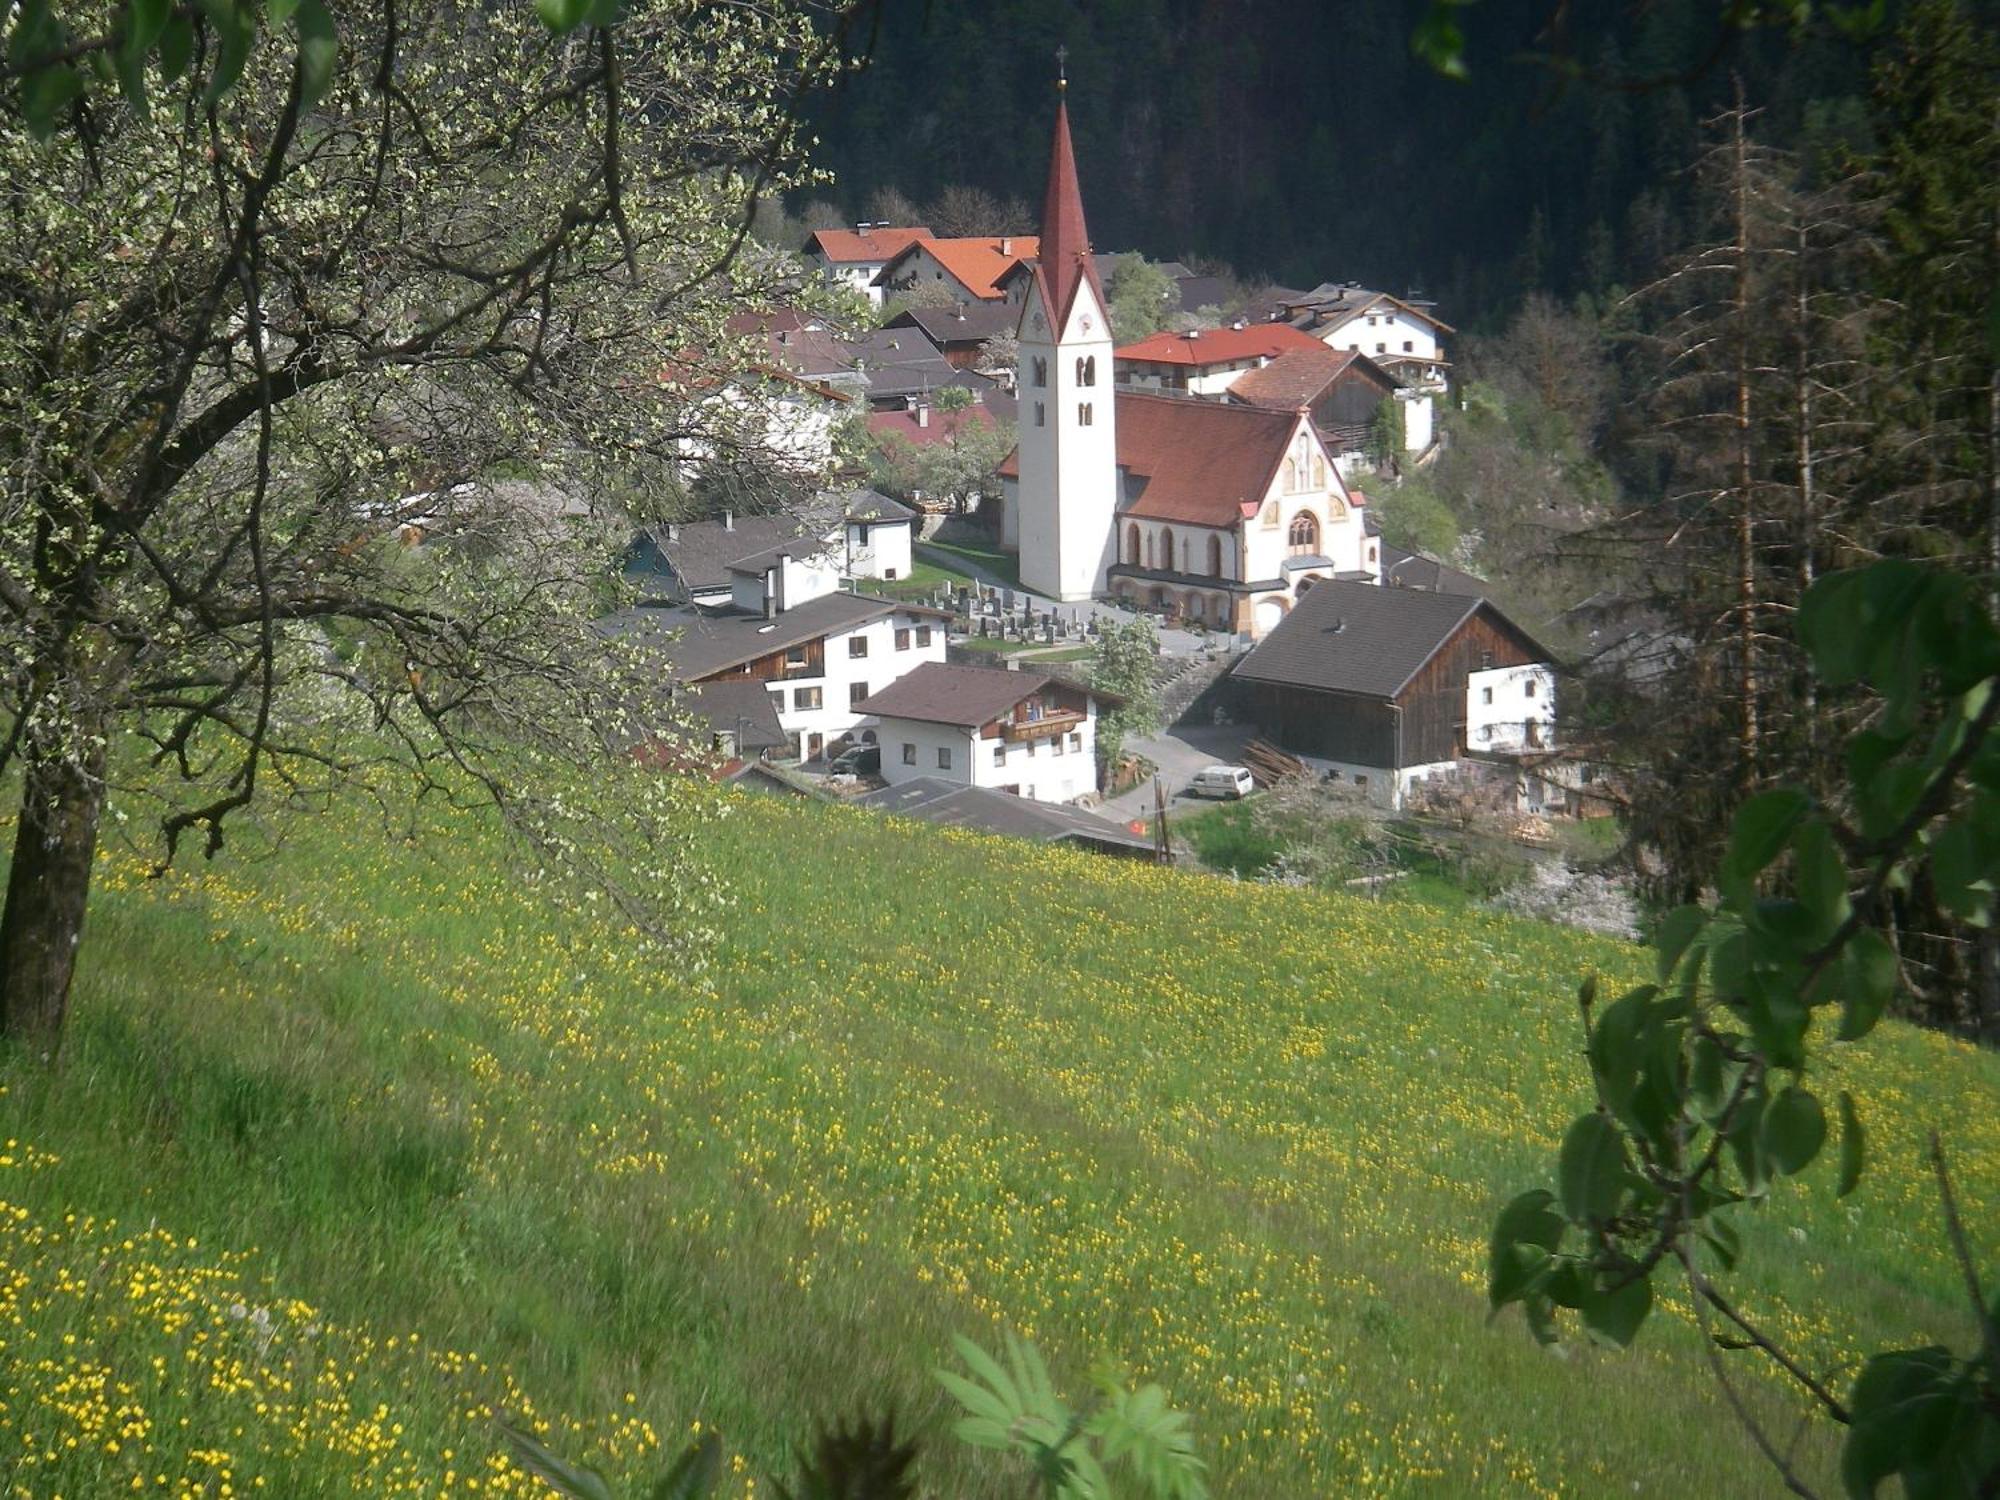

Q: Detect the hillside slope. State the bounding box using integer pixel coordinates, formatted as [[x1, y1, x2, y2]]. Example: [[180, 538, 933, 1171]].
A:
[[2, 786, 1994, 1496]]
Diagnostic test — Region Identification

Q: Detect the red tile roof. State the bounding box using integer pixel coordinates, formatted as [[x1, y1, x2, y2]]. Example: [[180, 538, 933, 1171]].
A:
[[867, 404, 996, 449], [1114, 323, 1327, 368], [1226, 346, 1398, 409], [804, 226, 932, 264], [998, 392, 1339, 529], [1035, 94, 1104, 326], [875, 236, 1040, 301]]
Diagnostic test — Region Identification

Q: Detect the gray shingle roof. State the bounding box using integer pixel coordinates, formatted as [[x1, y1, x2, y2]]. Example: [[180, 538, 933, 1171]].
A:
[[841, 488, 918, 523], [1231, 578, 1495, 699], [858, 778, 1152, 853], [882, 302, 1020, 346], [678, 680, 790, 753], [1379, 543, 1489, 600], [595, 591, 902, 682], [855, 661, 1053, 727], [641, 504, 840, 593]]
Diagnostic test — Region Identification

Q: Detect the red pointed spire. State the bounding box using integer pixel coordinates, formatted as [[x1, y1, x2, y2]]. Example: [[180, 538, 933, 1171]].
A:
[[1037, 80, 1103, 330]]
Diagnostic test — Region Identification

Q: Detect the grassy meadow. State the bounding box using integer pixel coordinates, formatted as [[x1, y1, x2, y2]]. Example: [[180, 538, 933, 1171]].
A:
[[0, 777, 1994, 1497]]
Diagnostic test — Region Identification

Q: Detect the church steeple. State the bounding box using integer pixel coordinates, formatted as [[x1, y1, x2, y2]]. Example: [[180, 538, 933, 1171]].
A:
[[1037, 63, 1103, 329]]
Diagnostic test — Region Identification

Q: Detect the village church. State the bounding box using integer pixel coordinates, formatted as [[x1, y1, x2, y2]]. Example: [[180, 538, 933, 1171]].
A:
[[998, 75, 1381, 635]]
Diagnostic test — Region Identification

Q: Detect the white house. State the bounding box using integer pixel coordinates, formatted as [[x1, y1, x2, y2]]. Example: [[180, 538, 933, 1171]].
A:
[[600, 591, 950, 763], [1112, 323, 1329, 397], [858, 662, 1110, 804], [1467, 661, 1557, 754], [1260, 284, 1453, 456], [633, 487, 917, 607], [802, 225, 933, 308], [874, 235, 1039, 306]]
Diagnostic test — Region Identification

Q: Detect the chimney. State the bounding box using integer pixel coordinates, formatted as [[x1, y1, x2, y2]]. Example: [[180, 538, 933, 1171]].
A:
[[916, 403, 930, 428], [1332, 616, 1347, 634], [953, 301, 967, 322], [763, 568, 778, 619], [1185, 328, 1199, 341], [723, 510, 734, 532], [665, 522, 680, 543], [999, 236, 1012, 255]]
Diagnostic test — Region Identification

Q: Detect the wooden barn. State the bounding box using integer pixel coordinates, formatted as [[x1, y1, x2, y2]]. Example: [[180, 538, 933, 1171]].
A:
[[1226, 578, 1556, 807]]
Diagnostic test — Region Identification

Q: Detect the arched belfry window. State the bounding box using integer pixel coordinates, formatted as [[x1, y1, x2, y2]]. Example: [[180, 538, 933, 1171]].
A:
[[1288, 511, 1319, 557], [1076, 356, 1096, 387], [1032, 357, 1048, 388]]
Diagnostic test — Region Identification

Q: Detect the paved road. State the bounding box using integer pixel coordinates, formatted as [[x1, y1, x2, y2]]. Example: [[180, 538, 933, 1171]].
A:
[[1098, 722, 1258, 824]]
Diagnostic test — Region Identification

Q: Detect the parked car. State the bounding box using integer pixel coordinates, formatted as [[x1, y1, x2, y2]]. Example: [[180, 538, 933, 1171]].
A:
[[1187, 765, 1254, 800], [828, 743, 881, 777]]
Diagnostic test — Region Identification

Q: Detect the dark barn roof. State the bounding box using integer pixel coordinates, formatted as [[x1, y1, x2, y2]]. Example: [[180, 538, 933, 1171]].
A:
[[1232, 579, 1545, 700], [859, 778, 1152, 854]]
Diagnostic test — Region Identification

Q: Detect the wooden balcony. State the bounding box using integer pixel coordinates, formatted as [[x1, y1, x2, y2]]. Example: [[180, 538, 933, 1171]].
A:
[[1002, 708, 1084, 743]]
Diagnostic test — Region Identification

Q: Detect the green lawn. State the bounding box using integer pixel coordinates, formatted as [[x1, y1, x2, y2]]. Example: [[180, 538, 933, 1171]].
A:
[[917, 537, 1020, 590], [1, 774, 1994, 1497]]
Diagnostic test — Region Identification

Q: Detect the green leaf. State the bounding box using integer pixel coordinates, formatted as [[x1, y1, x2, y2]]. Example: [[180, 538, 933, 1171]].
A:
[[1724, 789, 1811, 894], [1928, 818, 1993, 925], [1836, 1090, 1865, 1199], [497, 1419, 617, 1500], [1655, 906, 1708, 983], [1761, 1085, 1826, 1176], [1837, 928, 1899, 1041], [116, 0, 171, 108], [1588, 984, 1657, 1120], [266, 0, 300, 23], [1799, 571, 1873, 685], [1557, 1112, 1627, 1224], [1578, 1271, 1652, 1349], [937, 1370, 1016, 1434], [1841, 1346, 1959, 1499], [157, 13, 194, 81], [536, 0, 591, 31], [1488, 1189, 1563, 1309], [1793, 819, 1850, 941], [649, 1432, 723, 1500], [292, 0, 336, 110], [200, 0, 258, 105], [1700, 1214, 1741, 1271]]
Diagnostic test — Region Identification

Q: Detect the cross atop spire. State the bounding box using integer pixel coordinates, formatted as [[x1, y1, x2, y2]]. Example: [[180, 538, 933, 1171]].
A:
[[1035, 75, 1102, 330]]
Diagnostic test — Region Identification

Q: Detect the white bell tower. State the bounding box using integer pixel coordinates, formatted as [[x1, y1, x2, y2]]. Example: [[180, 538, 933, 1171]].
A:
[[1013, 62, 1118, 603]]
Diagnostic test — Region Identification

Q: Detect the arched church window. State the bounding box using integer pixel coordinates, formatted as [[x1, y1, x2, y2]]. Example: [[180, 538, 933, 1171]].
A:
[[1034, 402, 1045, 427], [1126, 524, 1141, 566], [1032, 357, 1048, 388], [1288, 511, 1319, 557], [1207, 535, 1223, 576], [1159, 527, 1175, 572]]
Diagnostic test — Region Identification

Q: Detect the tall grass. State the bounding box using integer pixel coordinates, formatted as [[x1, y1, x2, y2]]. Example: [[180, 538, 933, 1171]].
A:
[[0, 779, 1992, 1496]]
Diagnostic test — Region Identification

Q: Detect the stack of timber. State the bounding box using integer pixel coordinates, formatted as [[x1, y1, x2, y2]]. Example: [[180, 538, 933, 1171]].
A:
[[1242, 739, 1306, 787]]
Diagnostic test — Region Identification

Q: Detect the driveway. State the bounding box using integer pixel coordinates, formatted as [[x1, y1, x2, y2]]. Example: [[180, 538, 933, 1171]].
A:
[[1098, 722, 1258, 824]]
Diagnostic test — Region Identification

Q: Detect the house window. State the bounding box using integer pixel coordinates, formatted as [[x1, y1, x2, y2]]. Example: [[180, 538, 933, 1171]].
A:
[[937, 746, 952, 770], [1287, 511, 1320, 556], [795, 686, 822, 710], [1402, 340, 1413, 353], [849, 682, 868, 707], [1053, 735, 1065, 756], [768, 689, 786, 714], [1482, 686, 1494, 705], [1355, 774, 1369, 789], [1078, 402, 1093, 426], [916, 625, 933, 647], [785, 645, 808, 667], [895, 628, 911, 651], [1076, 355, 1096, 386], [1026, 738, 1036, 757], [1366, 315, 1377, 326], [1524, 679, 1538, 698], [1034, 402, 1045, 427], [1480, 725, 1493, 742], [1069, 732, 1082, 752], [1376, 343, 1386, 354], [993, 743, 1006, 766], [849, 636, 868, 658], [1032, 357, 1047, 388], [885, 568, 899, 580], [901, 742, 916, 765]]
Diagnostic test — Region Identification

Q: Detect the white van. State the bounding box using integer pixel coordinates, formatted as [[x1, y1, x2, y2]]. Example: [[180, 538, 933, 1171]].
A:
[[1188, 765, 1255, 800]]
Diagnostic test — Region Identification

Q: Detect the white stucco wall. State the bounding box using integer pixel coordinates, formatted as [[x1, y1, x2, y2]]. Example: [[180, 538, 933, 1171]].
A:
[[845, 518, 914, 581], [1467, 663, 1556, 753], [877, 707, 1097, 803], [762, 610, 947, 759], [1014, 275, 1118, 602]]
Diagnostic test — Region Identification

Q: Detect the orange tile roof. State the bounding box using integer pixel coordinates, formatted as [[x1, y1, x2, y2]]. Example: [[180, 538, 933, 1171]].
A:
[[1115, 323, 1327, 367], [804, 226, 932, 264], [876, 236, 1040, 301]]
